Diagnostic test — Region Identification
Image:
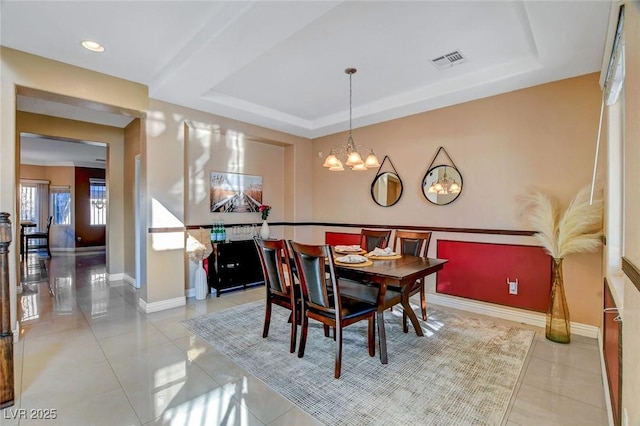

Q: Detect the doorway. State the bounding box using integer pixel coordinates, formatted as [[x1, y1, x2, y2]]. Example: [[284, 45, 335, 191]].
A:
[[18, 133, 108, 282]]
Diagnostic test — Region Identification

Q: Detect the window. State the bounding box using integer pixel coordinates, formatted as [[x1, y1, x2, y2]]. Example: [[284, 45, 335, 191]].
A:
[[19, 180, 49, 229], [50, 186, 71, 225], [20, 183, 37, 222], [90, 178, 106, 226]]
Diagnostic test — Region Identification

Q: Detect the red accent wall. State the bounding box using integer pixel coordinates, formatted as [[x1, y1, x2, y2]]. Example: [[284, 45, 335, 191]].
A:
[[436, 240, 552, 312], [603, 281, 621, 426], [325, 232, 361, 246]]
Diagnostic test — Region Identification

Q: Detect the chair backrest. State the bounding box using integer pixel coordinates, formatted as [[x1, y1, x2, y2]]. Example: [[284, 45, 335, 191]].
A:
[[289, 241, 339, 313], [254, 238, 294, 298], [45, 216, 53, 234], [393, 230, 432, 257], [360, 229, 391, 252]]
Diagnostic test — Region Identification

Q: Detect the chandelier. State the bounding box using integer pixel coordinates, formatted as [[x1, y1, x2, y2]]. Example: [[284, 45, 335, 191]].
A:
[[322, 68, 380, 171], [426, 166, 461, 195]]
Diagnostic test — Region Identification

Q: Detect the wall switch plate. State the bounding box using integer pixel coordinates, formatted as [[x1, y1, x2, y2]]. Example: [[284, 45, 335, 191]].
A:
[[507, 278, 518, 295]]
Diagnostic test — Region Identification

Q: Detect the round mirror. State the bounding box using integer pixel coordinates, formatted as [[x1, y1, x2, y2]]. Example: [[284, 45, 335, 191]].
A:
[[371, 172, 403, 207], [422, 165, 463, 205]]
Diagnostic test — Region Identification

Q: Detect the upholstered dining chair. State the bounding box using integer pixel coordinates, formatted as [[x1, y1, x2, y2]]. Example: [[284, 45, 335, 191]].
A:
[[392, 230, 432, 332], [288, 241, 377, 378], [360, 229, 391, 252], [24, 216, 52, 258], [254, 237, 300, 353]]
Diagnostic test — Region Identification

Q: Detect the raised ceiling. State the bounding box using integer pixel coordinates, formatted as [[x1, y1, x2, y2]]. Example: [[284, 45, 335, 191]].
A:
[[1, 1, 612, 139]]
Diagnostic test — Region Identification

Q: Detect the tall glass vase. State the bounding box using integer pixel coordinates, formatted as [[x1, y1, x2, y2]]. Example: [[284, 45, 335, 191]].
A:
[[546, 258, 570, 343]]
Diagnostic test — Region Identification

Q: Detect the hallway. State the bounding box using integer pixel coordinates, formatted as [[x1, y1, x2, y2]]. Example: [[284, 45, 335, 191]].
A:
[[2, 254, 607, 425]]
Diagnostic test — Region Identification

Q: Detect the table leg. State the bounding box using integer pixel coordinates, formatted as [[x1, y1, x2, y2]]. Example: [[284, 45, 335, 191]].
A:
[[375, 282, 389, 364], [401, 287, 424, 336], [377, 310, 387, 364]]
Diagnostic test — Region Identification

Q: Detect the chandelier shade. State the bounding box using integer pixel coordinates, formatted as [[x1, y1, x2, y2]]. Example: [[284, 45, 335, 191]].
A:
[[322, 68, 380, 171]]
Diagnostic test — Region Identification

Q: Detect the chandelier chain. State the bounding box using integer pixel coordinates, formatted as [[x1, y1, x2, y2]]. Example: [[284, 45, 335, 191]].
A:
[[349, 71, 353, 140]]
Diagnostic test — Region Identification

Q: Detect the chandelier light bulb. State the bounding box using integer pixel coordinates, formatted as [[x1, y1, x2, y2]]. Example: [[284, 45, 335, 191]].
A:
[[323, 153, 339, 168], [364, 150, 380, 168], [351, 163, 368, 171], [329, 159, 345, 171]]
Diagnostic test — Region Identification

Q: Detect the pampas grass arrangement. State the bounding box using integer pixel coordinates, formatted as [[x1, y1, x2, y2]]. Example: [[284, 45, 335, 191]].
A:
[[519, 185, 603, 259], [519, 185, 603, 343]]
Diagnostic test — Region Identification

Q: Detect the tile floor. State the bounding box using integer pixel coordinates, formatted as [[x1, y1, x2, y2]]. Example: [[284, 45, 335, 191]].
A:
[[1, 253, 608, 425]]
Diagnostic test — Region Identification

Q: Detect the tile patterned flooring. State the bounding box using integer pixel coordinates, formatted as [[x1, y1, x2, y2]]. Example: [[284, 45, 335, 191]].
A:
[[1, 254, 608, 425]]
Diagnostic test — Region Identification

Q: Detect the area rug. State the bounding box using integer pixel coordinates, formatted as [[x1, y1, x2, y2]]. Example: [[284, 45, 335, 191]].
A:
[[182, 301, 534, 426]]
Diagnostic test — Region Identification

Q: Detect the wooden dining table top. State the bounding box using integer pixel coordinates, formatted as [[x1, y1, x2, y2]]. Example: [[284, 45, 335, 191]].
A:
[[334, 254, 448, 287]]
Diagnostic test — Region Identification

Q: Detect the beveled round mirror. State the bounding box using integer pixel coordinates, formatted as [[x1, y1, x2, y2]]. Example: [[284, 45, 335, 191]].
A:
[[422, 165, 463, 205], [371, 171, 403, 207]]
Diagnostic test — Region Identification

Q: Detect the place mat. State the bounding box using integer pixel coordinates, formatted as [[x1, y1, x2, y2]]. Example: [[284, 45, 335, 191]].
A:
[[334, 259, 373, 267], [335, 249, 366, 255], [182, 301, 535, 426], [365, 254, 402, 260]]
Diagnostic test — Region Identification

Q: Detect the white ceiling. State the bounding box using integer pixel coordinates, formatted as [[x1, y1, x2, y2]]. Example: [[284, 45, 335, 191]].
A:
[[20, 133, 107, 169], [2, 1, 613, 155]]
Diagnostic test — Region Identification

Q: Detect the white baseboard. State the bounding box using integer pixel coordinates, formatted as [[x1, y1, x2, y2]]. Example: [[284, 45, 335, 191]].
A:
[[108, 273, 124, 283], [138, 296, 185, 313], [428, 293, 599, 338], [123, 273, 137, 288], [598, 329, 614, 426]]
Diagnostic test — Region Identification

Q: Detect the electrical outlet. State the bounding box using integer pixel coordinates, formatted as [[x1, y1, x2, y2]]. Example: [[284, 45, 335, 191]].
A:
[[507, 278, 518, 295], [623, 408, 628, 426]]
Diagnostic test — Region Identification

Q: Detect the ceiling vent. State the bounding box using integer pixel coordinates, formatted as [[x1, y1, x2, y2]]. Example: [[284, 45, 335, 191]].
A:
[[431, 50, 466, 70]]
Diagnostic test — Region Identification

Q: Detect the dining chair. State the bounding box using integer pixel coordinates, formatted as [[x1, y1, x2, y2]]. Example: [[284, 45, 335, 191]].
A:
[[360, 229, 391, 252], [254, 237, 300, 353], [289, 240, 376, 378], [392, 230, 432, 332], [24, 216, 52, 258]]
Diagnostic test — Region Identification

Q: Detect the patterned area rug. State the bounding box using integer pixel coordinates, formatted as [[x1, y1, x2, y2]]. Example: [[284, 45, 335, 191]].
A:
[[183, 301, 534, 426]]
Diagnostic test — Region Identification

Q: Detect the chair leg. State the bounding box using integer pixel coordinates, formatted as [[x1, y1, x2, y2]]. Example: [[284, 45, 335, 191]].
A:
[[289, 306, 297, 354], [368, 316, 375, 357], [334, 326, 343, 379], [298, 314, 309, 359], [46, 238, 51, 258], [323, 324, 330, 337], [262, 299, 272, 338], [402, 311, 409, 333]]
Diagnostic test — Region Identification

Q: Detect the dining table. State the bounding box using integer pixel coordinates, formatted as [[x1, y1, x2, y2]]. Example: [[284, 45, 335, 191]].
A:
[[334, 253, 448, 364], [19, 221, 36, 260]]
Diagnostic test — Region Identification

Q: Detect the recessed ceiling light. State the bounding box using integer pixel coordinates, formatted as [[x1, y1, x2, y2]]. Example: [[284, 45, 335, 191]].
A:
[[81, 40, 105, 53]]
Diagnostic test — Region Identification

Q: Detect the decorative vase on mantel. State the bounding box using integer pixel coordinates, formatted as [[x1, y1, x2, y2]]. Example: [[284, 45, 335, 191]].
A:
[[546, 258, 570, 343], [260, 220, 270, 239]]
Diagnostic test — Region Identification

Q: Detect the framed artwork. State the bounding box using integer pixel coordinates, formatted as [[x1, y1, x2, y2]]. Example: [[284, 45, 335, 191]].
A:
[[210, 172, 263, 213]]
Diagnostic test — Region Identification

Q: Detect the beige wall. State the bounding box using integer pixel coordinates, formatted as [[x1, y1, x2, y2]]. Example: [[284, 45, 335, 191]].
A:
[[1, 47, 147, 338], [621, 2, 640, 424], [123, 119, 141, 281], [312, 73, 604, 327], [144, 99, 312, 303]]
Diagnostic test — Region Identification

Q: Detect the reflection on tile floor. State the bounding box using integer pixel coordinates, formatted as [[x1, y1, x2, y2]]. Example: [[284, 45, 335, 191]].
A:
[[1, 254, 608, 425]]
